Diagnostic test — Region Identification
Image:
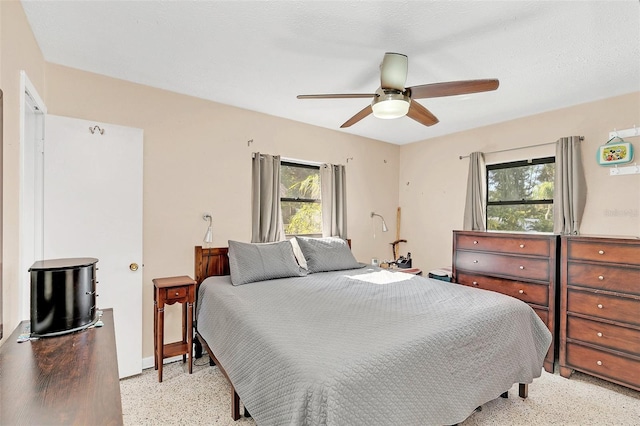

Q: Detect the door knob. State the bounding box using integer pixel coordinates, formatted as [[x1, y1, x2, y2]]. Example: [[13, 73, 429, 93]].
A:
[[130, 263, 139, 271]]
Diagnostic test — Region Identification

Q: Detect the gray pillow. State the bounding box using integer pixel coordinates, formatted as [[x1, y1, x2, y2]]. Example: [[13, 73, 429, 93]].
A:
[[228, 240, 306, 285], [295, 237, 361, 273]]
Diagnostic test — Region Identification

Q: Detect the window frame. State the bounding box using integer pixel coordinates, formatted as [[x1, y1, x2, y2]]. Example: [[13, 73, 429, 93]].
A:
[[280, 160, 322, 237], [485, 156, 555, 231]]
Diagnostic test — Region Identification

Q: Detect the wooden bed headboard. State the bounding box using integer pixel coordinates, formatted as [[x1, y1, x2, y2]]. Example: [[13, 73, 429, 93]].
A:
[[195, 239, 351, 285], [194, 246, 230, 285]]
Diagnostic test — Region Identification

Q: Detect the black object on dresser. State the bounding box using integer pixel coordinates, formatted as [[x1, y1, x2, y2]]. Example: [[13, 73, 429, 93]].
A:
[[452, 231, 559, 373], [559, 235, 640, 391], [29, 257, 99, 337]]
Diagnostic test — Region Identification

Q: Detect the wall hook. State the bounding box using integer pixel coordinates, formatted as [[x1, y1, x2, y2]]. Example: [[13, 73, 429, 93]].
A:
[[247, 139, 253, 147], [346, 157, 353, 163], [89, 125, 104, 135]]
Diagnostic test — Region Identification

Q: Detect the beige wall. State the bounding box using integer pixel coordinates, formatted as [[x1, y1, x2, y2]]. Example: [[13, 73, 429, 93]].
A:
[[399, 92, 640, 273], [2, 1, 638, 363], [43, 63, 400, 358], [0, 0, 46, 346]]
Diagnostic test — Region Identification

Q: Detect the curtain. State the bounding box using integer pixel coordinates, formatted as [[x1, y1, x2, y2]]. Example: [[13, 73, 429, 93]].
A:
[[320, 163, 347, 238], [251, 152, 284, 243], [463, 152, 487, 231], [554, 136, 587, 235]]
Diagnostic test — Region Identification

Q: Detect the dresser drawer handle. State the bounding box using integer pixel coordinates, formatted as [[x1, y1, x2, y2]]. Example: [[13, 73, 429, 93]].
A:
[[596, 360, 602, 366], [473, 240, 478, 245], [598, 275, 604, 281], [519, 266, 525, 270], [473, 260, 479, 263], [519, 244, 525, 248], [597, 332, 603, 337], [472, 281, 479, 286], [175, 292, 180, 296], [598, 250, 604, 255], [597, 304, 603, 309], [518, 289, 524, 294]]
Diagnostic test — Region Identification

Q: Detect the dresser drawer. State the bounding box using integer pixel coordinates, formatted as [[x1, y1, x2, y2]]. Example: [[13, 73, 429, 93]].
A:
[[456, 233, 551, 256], [566, 342, 640, 390], [457, 272, 549, 306], [532, 307, 549, 328], [567, 316, 640, 355], [567, 263, 640, 295], [568, 240, 640, 265], [456, 251, 550, 282], [567, 290, 640, 326]]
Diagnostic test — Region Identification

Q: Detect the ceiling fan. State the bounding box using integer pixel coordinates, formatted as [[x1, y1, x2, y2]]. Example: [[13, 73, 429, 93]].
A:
[[297, 52, 499, 128]]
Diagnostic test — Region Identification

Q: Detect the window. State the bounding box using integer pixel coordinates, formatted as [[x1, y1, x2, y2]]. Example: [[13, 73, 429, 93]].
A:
[[486, 156, 555, 232], [280, 161, 322, 237]]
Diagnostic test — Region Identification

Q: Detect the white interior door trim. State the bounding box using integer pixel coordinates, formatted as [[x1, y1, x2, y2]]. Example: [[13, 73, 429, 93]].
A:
[[19, 70, 47, 320], [20, 71, 47, 115]]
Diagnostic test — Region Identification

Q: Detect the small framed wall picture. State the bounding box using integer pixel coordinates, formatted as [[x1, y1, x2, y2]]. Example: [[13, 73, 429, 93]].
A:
[[597, 141, 634, 166]]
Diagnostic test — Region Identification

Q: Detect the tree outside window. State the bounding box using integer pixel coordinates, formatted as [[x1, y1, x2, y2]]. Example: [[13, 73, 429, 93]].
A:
[[486, 157, 554, 232], [280, 162, 322, 236]]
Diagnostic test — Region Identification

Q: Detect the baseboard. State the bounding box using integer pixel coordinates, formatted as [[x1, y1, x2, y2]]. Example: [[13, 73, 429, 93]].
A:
[[141, 355, 184, 370]]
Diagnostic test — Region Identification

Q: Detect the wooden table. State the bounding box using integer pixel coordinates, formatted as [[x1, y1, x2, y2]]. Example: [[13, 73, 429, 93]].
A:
[[0, 309, 123, 425], [397, 267, 422, 275], [153, 275, 196, 382]]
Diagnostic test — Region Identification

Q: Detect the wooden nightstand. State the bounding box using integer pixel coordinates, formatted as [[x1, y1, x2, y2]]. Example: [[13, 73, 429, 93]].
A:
[[153, 275, 197, 383]]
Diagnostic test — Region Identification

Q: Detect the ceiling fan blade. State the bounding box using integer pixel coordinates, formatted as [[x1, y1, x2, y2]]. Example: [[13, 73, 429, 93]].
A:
[[406, 101, 439, 127], [297, 93, 375, 99], [340, 105, 373, 128], [380, 52, 408, 91], [408, 79, 499, 99]]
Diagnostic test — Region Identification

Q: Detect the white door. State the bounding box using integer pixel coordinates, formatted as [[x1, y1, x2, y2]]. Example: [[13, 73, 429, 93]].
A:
[[44, 115, 143, 378]]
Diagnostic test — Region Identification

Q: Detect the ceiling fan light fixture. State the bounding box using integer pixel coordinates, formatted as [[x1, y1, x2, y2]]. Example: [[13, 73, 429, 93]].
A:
[[371, 92, 410, 119]]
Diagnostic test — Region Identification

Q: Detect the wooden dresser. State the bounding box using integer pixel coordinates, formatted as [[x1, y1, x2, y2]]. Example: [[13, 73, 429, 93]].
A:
[[0, 309, 123, 425], [452, 231, 559, 373], [559, 235, 640, 391]]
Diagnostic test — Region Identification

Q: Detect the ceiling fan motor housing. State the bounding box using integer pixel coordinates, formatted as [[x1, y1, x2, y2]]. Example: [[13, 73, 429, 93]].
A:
[[380, 52, 408, 91]]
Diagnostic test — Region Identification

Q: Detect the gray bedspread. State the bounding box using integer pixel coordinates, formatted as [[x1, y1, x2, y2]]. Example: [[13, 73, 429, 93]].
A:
[[197, 266, 551, 426]]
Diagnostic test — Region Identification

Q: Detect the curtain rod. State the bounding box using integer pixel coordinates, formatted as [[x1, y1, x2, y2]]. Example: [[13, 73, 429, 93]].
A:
[[459, 137, 584, 160]]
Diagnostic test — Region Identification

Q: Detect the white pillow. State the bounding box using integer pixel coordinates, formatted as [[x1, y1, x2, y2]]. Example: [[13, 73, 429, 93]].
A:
[[289, 237, 308, 270]]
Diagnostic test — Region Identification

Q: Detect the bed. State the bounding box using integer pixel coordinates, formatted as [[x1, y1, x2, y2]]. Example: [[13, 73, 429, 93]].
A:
[[193, 238, 551, 425]]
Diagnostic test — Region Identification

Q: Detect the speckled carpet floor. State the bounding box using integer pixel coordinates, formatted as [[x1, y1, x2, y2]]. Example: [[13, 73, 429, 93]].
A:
[[120, 355, 640, 425]]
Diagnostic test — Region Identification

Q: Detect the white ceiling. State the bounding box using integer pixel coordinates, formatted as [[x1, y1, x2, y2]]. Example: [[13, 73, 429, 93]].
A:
[[21, 1, 640, 145]]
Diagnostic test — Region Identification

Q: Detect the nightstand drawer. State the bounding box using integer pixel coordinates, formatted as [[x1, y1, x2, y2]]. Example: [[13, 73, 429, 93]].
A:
[[456, 251, 550, 281], [567, 316, 640, 355], [568, 241, 640, 265], [567, 263, 640, 295], [567, 290, 640, 326], [456, 233, 550, 256], [566, 342, 640, 389], [164, 287, 187, 301], [457, 272, 548, 306]]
